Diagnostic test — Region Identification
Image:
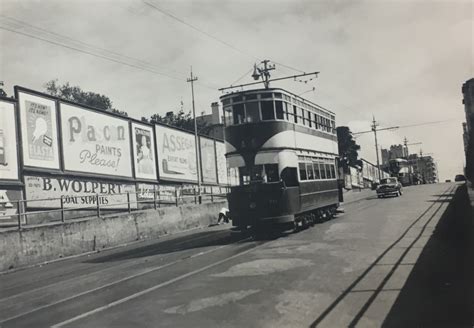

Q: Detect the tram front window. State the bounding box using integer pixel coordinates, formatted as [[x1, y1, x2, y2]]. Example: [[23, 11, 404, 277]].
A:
[[233, 103, 244, 124], [238, 164, 279, 185], [245, 102, 260, 123]]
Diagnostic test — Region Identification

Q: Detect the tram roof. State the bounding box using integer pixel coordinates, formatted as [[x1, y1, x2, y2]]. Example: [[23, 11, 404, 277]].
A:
[[220, 87, 335, 116]]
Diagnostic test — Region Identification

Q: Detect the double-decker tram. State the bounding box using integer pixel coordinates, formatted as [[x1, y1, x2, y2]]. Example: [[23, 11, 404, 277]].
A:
[[221, 87, 339, 232]]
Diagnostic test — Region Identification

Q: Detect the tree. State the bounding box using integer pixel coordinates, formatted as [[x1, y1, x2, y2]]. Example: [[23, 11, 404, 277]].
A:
[[43, 79, 128, 117], [336, 126, 362, 172], [144, 109, 211, 135], [0, 82, 7, 97]]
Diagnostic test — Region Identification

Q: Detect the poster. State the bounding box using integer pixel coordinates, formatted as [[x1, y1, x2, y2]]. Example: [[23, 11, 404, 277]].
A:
[[215, 141, 228, 185], [60, 103, 132, 177], [18, 91, 60, 169], [0, 100, 19, 181], [155, 125, 198, 183], [132, 123, 157, 180], [24, 175, 137, 210], [200, 137, 217, 184], [0, 189, 22, 221]]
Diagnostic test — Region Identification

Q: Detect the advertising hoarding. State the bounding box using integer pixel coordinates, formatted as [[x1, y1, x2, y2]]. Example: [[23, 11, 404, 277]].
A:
[[24, 175, 137, 210], [199, 137, 217, 184], [60, 103, 132, 178], [215, 141, 228, 185], [0, 100, 19, 181], [131, 123, 157, 180], [18, 91, 60, 169], [0, 189, 22, 221], [155, 125, 198, 183]]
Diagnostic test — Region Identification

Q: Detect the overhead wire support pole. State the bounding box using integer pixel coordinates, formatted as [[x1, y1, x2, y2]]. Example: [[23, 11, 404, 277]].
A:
[[187, 67, 201, 203], [371, 116, 382, 182]]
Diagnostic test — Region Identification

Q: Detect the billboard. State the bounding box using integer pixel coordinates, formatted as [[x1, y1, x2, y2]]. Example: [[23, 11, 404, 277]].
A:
[[18, 91, 60, 169], [155, 125, 198, 183], [200, 137, 217, 184], [24, 175, 137, 210], [0, 189, 22, 221], [60, 103, 132, 178], [131, 123, 157, 180], [0, 100, 19, 181], [216, 141, 228, 185]]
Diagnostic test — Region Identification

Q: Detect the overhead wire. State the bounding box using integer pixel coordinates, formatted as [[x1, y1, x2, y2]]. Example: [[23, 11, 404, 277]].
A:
[[0, 14, 188, 78]]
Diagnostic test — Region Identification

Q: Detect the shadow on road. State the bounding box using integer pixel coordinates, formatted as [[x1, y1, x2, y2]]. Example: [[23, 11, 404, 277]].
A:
[[383, 184, 474, 327], [85, 228, 249, 263]]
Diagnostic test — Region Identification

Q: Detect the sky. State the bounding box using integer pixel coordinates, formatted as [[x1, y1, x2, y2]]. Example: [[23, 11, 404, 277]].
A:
[[0, 0, 473, 181]]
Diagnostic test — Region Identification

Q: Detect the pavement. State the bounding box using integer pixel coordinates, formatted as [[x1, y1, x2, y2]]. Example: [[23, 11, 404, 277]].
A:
[[0, 182, 472, 327], [341, 188, 375, 205]]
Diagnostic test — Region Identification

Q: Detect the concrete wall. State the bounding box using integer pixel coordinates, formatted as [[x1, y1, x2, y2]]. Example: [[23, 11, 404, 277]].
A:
[[0, 201, 227, 272]]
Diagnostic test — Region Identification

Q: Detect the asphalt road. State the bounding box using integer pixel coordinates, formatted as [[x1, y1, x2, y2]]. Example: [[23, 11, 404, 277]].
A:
[[0, 182, 470, 327]]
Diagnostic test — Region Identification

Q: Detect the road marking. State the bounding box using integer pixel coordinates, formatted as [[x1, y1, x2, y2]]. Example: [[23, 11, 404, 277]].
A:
[[0, 233, 250, 324], [52, 242, 258, 327], [0, 229, 228, 303]]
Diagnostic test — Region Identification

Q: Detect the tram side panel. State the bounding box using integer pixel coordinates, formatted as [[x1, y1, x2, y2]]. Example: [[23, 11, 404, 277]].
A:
[[299, 180, 339, 213], [228, 183, 300, 228]]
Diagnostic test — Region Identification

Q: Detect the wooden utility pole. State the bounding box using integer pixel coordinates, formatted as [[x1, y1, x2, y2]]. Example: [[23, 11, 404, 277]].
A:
[[187, 67, 201, 202]]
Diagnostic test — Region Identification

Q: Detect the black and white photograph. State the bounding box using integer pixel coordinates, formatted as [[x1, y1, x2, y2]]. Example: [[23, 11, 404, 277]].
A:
[[0, 0, 472, 327]]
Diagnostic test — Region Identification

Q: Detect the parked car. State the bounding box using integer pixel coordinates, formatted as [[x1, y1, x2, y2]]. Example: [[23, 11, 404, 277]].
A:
[[454, 174, 466, 182], [376, 177, 403, 198]]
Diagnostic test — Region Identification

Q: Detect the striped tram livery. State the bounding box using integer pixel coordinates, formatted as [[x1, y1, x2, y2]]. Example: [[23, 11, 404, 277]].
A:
[[221, 88, 340, 231]]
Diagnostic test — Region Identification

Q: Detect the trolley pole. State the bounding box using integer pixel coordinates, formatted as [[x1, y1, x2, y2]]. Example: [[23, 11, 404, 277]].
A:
[[187, 67, 202, 203]]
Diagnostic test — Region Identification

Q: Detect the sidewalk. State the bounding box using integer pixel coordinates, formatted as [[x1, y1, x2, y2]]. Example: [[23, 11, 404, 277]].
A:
[[341, 188, 374, 205], [383, 183, 474, 327]]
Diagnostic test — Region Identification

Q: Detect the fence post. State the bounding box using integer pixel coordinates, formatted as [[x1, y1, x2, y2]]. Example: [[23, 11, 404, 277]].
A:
[[17, 200, 22, 230], [153, 189, 157, 210], [194, 188, 197, 204], [96, 194, 101, 217], [60, 196, 65, 222], [211, 192, 214, 203], [175, 189, 179, 207], [127, 192, 131, 213]]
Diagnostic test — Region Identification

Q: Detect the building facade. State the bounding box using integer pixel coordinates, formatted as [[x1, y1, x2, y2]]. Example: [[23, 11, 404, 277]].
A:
[[462, 78, 474, 181]]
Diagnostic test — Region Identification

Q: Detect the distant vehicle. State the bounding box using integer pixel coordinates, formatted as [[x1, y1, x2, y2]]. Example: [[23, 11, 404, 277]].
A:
[[388, 158, 413, 186], [445, 179, 451, 183], [454, 174, 466, 182], [376, 177, 403, 198]]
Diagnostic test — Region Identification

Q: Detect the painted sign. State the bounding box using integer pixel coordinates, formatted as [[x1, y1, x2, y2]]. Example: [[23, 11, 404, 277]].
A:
[[200, 137, 217, 184], [157, 184, 177, 202], [0, 189, 22, 221], [215, 141, 228, 185], [136, 183, 157, 202], [0, 100, 19, 181], [18, 91, 60, 169], [155, 125, 197, 183], [132, 123, 157, 180], [24, 175, 137, 210], [60, 103, 132, 177]]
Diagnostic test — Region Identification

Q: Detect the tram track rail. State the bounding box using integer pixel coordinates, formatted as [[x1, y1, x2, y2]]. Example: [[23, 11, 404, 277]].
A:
[[0, 229, 257, 326]]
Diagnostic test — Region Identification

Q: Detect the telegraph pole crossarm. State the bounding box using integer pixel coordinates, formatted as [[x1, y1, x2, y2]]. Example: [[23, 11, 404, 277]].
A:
[[219, 70, 319, 92]]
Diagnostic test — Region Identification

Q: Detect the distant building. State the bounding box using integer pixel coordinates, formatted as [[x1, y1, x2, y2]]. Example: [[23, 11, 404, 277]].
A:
[[381, 144, 408, 165], [196, 102, 224, 140], [462, 78, 474, 134], [417, 155, 438, 184]]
